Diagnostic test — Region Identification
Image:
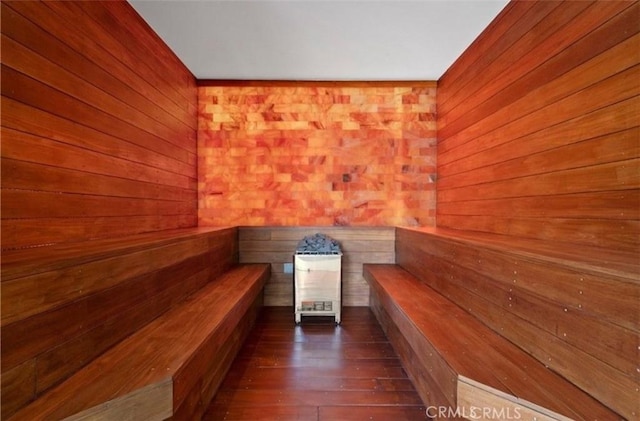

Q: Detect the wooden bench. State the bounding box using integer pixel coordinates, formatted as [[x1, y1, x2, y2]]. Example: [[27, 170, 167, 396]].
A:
[[1, 227, 269, 420], [7, 263, 270, 421], [364, 227, 637, 420], [365, 264, 619, 420]]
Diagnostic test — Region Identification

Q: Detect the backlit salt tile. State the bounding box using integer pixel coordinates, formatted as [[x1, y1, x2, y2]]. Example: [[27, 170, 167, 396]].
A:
[[198, 84, 437, 227]]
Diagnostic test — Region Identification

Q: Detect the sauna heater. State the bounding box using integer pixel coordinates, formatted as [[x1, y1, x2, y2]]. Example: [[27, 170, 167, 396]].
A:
[[294, 251, 342, 324]]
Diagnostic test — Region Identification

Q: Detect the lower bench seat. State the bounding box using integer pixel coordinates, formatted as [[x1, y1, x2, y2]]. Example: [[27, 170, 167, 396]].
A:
[[364, 264, 620, 420], [8, 263, 270, 421]]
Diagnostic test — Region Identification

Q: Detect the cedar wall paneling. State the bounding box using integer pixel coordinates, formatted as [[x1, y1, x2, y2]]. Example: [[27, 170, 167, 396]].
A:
[[436, 1, 640, 254], [198, 83, 436, 227], [1, 1, 198, 250], [238, 226, 395, 306], [435, 2, 639, 418]]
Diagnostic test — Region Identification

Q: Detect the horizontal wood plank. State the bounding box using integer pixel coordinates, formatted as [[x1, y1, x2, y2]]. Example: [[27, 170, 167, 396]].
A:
[[185, 295, 264, 421], [398, 245, 638, 377], [2, 230, 234, 322], [1, 158, 194, 202], [433, 214, 640, 252], [1, 117, 194, 187], [1, 65, 193, 166], [1, 97, 193, 178], [1, 227, 236, 280], [439, 64, 639, 161], [2, 190, 193, 219], [438, 127, 639, 190], [397, 228, 639, 327], [0, 32, 190, 151], [438, 159, 640, 202], [1, 214, 198, 252], [2, 257, 214, 369], [437, 190, 640, 220], [438, 95, 639, 178]]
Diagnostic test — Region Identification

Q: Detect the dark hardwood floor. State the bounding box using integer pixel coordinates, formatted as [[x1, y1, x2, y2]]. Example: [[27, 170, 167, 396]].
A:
[[204, 307, 427, 421]]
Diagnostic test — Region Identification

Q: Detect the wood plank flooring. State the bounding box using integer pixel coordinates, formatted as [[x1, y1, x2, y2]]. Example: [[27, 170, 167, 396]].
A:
[[204, 307, 427, 421]]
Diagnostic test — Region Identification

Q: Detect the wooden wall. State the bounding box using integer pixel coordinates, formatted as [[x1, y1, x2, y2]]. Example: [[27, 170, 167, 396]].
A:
[[1, 0, 198, 250], [198, 83, 436, 227], [238, 226, 395, 306], [436, 1, 640, 253]]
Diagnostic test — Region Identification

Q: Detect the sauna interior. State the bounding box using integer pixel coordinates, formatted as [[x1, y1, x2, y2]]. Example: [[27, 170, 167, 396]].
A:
[[1, 1, 638, 420]]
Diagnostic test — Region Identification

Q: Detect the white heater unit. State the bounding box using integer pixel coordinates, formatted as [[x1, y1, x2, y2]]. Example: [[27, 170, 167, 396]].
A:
[[294, 252, 342, 324]]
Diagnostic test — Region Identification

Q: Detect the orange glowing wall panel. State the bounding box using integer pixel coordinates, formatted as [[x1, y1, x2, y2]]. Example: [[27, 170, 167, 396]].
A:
[[198, 83, 437, 227]]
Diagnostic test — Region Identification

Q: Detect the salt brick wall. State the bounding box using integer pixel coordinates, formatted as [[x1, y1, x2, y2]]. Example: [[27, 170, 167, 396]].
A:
[[198, 85, 437, 227]]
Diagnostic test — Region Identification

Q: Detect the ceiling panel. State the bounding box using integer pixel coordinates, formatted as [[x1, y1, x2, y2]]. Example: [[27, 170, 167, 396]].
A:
[[129, 0, 509, 81]]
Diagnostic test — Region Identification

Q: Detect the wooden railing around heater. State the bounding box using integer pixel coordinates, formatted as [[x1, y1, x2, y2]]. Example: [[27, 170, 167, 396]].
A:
[[1, 227, 270, 420], [365, 227, 638, 420]]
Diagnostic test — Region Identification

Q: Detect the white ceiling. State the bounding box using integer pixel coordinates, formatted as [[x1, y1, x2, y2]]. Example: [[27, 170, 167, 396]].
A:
[[129, 0, 509, 81]]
